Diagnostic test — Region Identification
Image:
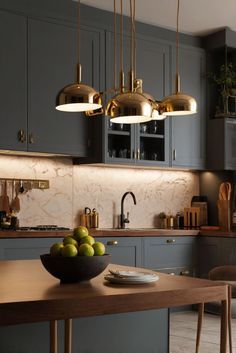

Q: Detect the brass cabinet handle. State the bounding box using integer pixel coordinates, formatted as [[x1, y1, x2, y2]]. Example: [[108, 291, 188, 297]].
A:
[[107, 240, 118, 246], [28, 133, 35, 144], [180, 270, 190, 276], [18, 130, 26, 143], [166, 239, 176, 244], [137, 148, 140, 160], [173, 149, 177, 161]]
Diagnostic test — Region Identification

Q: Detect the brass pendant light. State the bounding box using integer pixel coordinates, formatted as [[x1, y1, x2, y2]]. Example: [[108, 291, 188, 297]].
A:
[[106, 0, 154, 124], [55, 0, 102, 113], [161, 0, 197, 116]]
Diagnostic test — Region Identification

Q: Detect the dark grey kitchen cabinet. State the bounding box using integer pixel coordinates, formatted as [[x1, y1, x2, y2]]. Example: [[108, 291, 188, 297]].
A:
[[207, 118, 236, 170], [197, 236, 236, 279], [96, 236, 142, 267], [28, 18, 102, 156], [143, 236, 197, 275], [0, 10, 27, 151], [0, 3, 103, 156], [0, 237, 62, 260], [171, 46, 206, 169], [106, 35, 171, 167], [85, 32, 171, 167]]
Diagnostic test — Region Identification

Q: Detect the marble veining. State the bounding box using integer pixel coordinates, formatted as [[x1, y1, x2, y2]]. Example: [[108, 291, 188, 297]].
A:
[[0, 155, 199, 228]]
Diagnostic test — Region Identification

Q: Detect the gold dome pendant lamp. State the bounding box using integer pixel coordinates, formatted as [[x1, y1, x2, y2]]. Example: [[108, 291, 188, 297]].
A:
[[55, 0, 102, 113], [106, 0, 154, 124], [161, 0, 197, 116]]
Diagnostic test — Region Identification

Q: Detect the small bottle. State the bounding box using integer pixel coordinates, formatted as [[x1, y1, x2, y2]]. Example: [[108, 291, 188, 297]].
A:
[[91, 208, 99, 228]]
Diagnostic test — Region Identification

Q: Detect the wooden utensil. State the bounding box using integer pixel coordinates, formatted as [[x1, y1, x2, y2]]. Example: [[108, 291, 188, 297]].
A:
[[219, 182, 232, 200], [0, 181, 10, 213], [10, 181, 20, 213]]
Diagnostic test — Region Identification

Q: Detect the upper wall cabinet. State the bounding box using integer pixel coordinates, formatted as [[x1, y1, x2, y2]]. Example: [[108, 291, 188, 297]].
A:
[[171, 46, 206, 169], [28, 18, 101, 156], [0, 7, 103, 156], [0, 10, 27, 151], [85, 32, 171, 167]]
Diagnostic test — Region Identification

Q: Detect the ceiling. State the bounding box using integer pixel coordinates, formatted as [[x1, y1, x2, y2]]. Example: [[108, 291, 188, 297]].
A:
[[80, 0, 236, 36]]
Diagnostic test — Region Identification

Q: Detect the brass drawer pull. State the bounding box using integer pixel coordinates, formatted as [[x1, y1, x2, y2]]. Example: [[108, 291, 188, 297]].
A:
[[107, 240, 118, 246], [166, 239, 175, 244], [180, 270, 190, 276], [18, 130, 26, 143], [28, 133, 35, 144]]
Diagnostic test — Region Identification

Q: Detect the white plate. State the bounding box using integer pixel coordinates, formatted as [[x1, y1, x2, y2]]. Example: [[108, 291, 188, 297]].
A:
[[104, 273, 159, 284], [109, 270, 157, 279]]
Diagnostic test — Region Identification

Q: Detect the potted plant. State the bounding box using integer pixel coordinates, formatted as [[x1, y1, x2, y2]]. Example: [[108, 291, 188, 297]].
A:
[[208, 62, 236, 116]]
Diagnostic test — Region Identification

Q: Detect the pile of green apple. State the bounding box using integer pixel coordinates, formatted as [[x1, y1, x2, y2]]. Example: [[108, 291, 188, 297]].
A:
[[50, 226, 105, 257]]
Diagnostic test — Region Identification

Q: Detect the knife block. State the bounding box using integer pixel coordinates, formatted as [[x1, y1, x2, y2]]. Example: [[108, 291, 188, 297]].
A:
[[217, 200, 231, 231]]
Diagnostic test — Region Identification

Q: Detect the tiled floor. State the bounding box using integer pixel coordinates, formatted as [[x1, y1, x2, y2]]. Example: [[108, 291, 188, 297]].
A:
[[170, 311, 236, 353]]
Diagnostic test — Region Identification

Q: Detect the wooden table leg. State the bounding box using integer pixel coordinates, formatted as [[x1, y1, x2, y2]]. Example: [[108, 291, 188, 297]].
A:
[[228, 286, 232, 353], [50, 320, 58, 353], [195, 302, 204, 353], [65, 318, 72, 353], [220, 294, 228, 353]]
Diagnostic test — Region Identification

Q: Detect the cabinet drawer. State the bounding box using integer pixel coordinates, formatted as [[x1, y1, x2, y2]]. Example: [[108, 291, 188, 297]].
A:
[[96, 237, 142, 267], [143, 236, 196, 270], [0, 238, 62, 260]]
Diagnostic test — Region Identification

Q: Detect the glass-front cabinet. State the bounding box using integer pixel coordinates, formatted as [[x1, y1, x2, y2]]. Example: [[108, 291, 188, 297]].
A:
[[106, 119, 169, 166]]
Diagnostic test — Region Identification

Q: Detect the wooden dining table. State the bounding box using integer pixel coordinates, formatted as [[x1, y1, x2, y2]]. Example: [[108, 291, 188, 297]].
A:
[[0, 259, 230, 353]]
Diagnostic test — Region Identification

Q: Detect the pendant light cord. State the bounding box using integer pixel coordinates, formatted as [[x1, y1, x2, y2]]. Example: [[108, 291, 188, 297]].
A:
[[120, 0, 124, 93], [175, 0, 180, 92], [133, 0, 136, 79], [77, 0, 81, 83], [114, 0, 117, 91]]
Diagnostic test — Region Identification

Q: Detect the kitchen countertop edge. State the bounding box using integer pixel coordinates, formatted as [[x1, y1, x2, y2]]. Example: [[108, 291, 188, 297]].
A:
[[1, 228, 236, 239]]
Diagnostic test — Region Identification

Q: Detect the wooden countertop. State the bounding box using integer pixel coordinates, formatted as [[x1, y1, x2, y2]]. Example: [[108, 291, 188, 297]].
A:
[[0, 228, 236, 239], [0, 228, 199, 239], [0, 260, 229, 326]]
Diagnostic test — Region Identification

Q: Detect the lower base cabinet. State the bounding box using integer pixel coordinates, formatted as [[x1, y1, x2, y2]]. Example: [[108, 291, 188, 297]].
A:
[[143, 236, 197, 276], [0, 310, 169, 353]]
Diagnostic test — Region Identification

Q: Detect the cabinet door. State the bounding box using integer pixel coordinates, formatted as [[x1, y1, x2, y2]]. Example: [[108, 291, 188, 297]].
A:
[[96, 237, 142, 267], [28, 19, 101, 156], [197, 237, 222, 279], [135, 38, 170, 167], [225, 119, 236, 169], [0, 10, 27, 151], [0, 238, 61, 260], [143, 236, 196, 270], [171, 46, 206, 169]]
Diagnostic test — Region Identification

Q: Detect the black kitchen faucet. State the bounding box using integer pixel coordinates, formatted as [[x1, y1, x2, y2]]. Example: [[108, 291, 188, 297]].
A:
[[120, 191, 137, 229]]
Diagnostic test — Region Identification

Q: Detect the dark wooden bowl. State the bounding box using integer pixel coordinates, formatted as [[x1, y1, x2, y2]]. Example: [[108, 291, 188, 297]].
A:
[[40, 254, 110, 283]]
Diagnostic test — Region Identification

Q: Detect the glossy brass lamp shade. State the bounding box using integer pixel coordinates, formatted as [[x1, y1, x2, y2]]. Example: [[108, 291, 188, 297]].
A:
[[55, 0, 102, 113], [106, 91, 153, 124], [161, 90, 197, 116], [56, 82, 102, 112], [161, 0, 197, 116]]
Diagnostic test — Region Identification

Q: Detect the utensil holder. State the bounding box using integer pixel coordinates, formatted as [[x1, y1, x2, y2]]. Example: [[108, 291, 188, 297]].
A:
[[217, 200, 231, 231]]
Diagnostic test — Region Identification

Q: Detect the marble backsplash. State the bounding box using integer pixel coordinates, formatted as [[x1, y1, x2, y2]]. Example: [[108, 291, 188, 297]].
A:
[[0, 155, 199, 228]]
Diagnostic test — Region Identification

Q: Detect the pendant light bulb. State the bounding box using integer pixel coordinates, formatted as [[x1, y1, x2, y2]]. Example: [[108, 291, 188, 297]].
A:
[[55, 1, 102, 113], [161, 0, 197, 116]]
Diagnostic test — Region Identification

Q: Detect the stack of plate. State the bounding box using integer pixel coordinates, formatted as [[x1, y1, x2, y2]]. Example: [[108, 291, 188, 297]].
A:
[[104, 270, 159, 284]]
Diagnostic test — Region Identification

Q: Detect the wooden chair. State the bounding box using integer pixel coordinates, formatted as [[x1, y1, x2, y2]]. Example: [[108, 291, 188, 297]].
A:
[[195, 266, 234, 353]]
